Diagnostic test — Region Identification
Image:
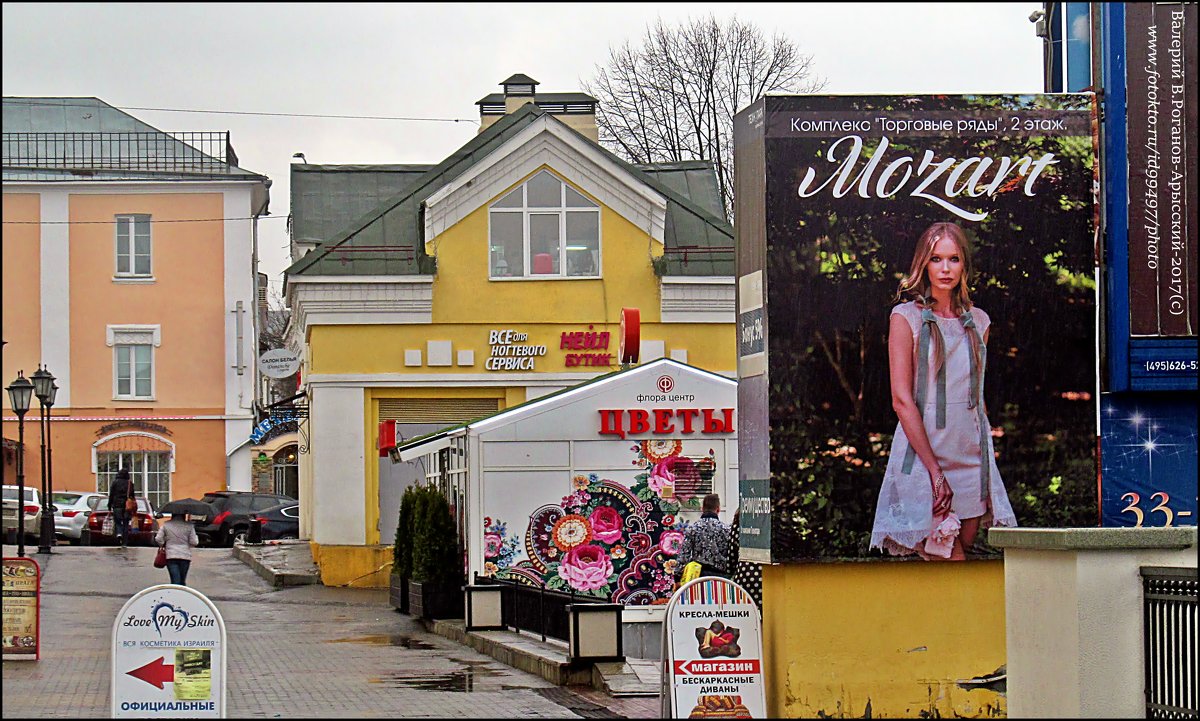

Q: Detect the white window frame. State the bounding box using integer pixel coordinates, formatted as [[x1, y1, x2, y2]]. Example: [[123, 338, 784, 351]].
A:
[[114, 214, 153, 280], [107, 325, 161, 400], [488, 170, 601, 280], [95, 449, 173, 511]]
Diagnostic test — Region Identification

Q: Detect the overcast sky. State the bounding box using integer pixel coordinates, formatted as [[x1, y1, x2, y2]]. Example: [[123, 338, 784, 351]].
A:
[[2, 2, 1046, 292]]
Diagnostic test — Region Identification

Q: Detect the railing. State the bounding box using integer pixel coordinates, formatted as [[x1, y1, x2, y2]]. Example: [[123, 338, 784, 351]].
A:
[[2, 131, 239, 175], [474, 573, 607, 643], [663, 245, 735, 266], [1142, 566, 1198, 718]]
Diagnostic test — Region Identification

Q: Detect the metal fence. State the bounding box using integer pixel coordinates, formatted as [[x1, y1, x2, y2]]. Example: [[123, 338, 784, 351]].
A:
[[1142, 566, 1198, 718], [474, 573, 606, 643], [2, 131, 239, 174]]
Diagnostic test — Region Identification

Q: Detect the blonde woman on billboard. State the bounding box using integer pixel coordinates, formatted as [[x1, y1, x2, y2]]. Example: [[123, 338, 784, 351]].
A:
[[870, 222, 1017, 560]]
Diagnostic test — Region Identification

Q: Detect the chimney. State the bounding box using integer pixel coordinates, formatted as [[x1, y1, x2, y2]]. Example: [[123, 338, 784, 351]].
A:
[[476, 73, 599, 142]]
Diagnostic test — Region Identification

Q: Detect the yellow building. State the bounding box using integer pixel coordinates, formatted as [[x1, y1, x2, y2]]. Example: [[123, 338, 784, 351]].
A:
[[2, 97, 271, 517], [284, 75, 736, 586]]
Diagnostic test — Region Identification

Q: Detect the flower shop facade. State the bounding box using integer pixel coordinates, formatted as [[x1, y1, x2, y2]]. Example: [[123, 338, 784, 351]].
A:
[[388, 358, 738, 608]]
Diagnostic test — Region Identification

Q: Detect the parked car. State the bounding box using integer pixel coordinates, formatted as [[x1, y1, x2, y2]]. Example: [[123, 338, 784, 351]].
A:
[[51, 491, 108, 543], [195, 491, 295, 547], [81, 497, 160, 546], [250, 502, 300, 541], [2, 485, 41, 544]]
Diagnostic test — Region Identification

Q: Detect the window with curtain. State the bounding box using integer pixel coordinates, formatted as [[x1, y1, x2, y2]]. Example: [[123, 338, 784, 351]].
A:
[[488, 170, 600, 279]]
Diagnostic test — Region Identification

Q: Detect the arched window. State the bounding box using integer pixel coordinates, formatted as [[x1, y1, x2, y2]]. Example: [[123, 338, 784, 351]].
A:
[[489, 170, 600, 279]]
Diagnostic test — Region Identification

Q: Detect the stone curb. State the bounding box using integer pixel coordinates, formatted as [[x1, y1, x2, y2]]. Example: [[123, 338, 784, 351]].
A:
[[232, 542, 321, 587]]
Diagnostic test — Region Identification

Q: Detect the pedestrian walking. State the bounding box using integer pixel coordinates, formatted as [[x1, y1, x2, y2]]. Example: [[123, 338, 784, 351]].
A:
[[107, 468, 134, 547], [674, 493, 730, 581], [155, 514, 199, 586], [727, 510, 764, 610]]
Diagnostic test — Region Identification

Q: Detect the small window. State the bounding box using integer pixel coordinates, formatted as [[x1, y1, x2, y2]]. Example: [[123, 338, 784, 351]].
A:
[[115, 214, 152, 277], [114, 344, 153, 399], [488, 170, 600, 279]]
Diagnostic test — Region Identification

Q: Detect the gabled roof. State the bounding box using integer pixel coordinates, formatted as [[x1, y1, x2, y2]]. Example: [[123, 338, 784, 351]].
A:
[[391, 357, 736, 460], [285, 103, 732, 280], [2, 97, 267, 182]]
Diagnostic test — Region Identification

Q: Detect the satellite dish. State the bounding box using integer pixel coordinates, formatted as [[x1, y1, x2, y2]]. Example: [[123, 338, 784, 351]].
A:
[[259, 348, 301, 379]]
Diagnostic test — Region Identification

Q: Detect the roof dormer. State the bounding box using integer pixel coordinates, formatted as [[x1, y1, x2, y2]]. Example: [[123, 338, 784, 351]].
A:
[[476, 73, 599, 142]]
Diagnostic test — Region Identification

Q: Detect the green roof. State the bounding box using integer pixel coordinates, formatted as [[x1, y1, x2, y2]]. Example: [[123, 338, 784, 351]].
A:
[[285, 104, 732, 279], [290, 164, 432, 246]]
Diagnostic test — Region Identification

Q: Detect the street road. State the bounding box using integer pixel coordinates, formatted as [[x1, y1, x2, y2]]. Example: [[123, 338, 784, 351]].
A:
[[1, 544, 637, 718]]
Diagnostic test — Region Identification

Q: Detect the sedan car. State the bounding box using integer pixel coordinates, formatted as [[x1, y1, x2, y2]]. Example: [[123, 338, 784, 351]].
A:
[[250, 502, 299, 541], [81, 497, 161, 546], [51, 491, 108, 543], [2, 485, 41, 544]]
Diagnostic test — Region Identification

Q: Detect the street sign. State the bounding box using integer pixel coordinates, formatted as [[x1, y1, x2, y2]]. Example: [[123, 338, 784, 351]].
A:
[[2, 556, 40, 661], [111, 584, 226, 718], [661, 577, 766, 719]]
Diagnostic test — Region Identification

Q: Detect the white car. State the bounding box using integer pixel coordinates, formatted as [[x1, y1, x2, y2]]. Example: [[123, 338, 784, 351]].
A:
[[2, 485, 42, 543], [51, 491, 108, 543]]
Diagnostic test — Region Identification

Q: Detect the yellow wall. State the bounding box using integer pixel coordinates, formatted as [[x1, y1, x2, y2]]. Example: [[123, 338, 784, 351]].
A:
[[427, 169, 664, 326], [68, 194, 226, 410], [309, 323, 734, 376], [1, 193, 42, 404], [762, 560, 1007, 718], [311, 542, 394, 587]]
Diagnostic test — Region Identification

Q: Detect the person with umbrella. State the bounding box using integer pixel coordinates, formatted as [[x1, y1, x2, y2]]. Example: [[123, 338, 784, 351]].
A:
[[154, 498, 208, 586]]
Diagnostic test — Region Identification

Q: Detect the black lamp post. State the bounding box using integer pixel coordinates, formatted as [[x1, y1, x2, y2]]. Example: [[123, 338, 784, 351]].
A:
[[31, 366, 57, 554], [6, 371, 34, 557]]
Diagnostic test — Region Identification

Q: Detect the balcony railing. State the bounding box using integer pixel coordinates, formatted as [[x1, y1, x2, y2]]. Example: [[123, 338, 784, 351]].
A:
[[2, 131, 240, 175]]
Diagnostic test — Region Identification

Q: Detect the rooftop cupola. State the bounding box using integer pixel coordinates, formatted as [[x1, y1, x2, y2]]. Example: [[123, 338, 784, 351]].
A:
[[476, 73, 599, 142]]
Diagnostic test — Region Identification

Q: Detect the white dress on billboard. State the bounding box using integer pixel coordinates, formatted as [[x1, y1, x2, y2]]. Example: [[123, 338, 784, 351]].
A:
[[870, 301, 1018, 556]]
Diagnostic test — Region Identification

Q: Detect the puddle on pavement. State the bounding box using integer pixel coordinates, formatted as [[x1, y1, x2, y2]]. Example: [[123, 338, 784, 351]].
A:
[[325, 634, 437, 649], [367, 663, 526, 692]]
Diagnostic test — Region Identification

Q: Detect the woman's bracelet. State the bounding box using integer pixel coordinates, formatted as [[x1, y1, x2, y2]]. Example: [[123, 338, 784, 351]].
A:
[[932, 472, 947, 492]]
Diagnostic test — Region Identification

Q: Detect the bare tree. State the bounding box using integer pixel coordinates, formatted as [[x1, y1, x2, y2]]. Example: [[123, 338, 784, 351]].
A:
[[584, 15, 825, 219]]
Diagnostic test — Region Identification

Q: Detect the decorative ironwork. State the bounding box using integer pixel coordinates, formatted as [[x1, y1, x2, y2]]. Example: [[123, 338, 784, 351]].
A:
[[473, 573, 607, 644]]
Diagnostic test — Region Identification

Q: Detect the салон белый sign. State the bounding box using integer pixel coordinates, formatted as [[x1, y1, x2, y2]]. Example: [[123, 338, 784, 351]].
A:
[[112, 585, 226, 718]]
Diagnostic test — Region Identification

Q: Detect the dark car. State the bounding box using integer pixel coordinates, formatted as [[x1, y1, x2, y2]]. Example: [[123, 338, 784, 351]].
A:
[[195, 491, 295, 547], [250, 502, 299, 541], [81, 497, 160, 546]]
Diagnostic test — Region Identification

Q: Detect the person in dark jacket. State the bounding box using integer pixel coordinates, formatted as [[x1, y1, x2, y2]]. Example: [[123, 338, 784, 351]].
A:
[[107, 468, 134, 547], [675, 493, 730, 580]]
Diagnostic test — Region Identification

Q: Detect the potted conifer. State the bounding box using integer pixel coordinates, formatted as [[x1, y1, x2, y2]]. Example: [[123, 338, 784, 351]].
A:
[[407, 485, 464, 620], [390, 486, 417, 613]]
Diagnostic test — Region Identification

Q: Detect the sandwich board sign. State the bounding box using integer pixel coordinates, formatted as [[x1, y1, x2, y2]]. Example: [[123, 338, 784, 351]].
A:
[[661, 577, 766, 718], [2, 556, 41, 661], [112, 585, 226, 718]]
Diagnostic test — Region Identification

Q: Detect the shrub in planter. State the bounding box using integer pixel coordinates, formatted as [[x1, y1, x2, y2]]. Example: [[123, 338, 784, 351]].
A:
[[390, 486, 418, 613], [409, 485, 464, 620]]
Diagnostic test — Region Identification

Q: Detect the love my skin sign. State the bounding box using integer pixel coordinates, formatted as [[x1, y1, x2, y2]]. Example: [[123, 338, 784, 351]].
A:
[[111, 585, 226, 718]]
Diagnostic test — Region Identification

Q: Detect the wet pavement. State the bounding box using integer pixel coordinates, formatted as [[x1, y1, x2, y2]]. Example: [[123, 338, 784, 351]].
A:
[[0, 544, 658, 718]]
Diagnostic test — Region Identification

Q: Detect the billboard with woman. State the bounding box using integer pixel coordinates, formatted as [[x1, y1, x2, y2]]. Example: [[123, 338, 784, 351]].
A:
[[734, 94, 1098, 562]]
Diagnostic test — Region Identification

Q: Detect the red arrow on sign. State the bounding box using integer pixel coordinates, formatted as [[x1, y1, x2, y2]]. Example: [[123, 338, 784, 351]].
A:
[[127, 656, 175, 689], [674, 658, 761, 676]]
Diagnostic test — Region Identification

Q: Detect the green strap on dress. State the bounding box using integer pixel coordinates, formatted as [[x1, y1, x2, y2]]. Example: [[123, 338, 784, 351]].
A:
[[901, 308, 991, 502]]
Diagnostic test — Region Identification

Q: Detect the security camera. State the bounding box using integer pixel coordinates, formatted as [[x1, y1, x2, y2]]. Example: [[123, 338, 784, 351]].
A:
[[1029, 9, 1045, 23]]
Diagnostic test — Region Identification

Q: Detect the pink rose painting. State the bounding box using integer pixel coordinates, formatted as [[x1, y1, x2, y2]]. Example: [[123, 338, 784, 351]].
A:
[[484, 533, 502, 558], [647, 458, 676, 495], [588, 506, 623, 544], [659, 529, 684, 556], [559, 544, 614, 592]]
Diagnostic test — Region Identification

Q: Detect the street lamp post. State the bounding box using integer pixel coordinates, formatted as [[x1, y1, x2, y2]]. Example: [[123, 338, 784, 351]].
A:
[[6, 372, 34, 557], [31, 366, 57, 554]]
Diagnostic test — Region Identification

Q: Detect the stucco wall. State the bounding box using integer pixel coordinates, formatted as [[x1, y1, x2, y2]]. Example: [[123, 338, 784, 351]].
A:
[[762, 560, 1007, 718], [1, 192, 42, 398]]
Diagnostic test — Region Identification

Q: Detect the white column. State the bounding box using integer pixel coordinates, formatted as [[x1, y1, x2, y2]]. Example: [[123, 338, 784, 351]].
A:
[[309, 384, 366, 545], [40, 190, 71, 406]]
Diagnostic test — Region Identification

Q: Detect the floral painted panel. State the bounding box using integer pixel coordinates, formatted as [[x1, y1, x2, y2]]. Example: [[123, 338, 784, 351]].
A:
[[483, 439, 720, 605]]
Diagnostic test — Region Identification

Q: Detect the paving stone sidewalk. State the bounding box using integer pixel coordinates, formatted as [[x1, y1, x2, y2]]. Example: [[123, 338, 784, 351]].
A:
[[1, 544, 657, 718]]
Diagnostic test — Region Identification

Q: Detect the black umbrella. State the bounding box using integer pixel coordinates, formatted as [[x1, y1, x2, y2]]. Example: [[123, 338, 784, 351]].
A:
[[159, 498, 216, 520]]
